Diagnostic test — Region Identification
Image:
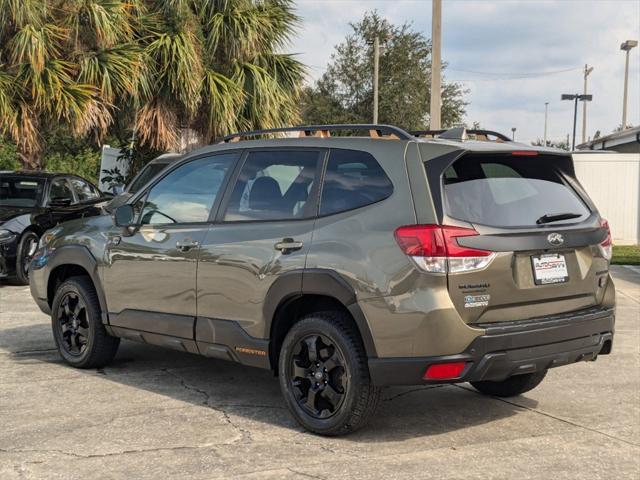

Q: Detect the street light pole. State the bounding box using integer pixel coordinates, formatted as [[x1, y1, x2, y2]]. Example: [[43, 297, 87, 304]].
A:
[[582, 64, 594, 143], [430, 0, 442, 129], [544, 102, 549, 146], [373, 36, 380, 124], [561, 93, 592, 150], [620, 40, 638, 130], [511, 127, 516, 141]]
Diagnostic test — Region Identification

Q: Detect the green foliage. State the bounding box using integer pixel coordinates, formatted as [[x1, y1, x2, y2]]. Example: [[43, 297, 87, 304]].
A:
[[531, 138, 570, 151], [43, 149, 101, 184], [301, 11, 467, 130], [0, 0, 305, 169], [0, 137, 20, 170]]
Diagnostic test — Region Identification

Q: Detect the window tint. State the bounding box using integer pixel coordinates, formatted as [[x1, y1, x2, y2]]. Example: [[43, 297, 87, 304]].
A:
[[442, 154, 591, 227], [49, 179, 75, 204], [0, 177, 44, 207], [140, 154, 234, 225], [320, 149, 393, 216], [70, 177, 100, 201], [224, 150, 319, 221]]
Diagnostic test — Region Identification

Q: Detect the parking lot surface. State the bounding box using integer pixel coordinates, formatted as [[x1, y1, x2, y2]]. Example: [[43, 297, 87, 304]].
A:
[[1, 266, 638, 479]]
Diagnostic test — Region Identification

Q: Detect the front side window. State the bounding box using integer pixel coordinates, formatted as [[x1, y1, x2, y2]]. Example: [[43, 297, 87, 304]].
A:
[[140, 154, 235, 225], [320, 149, 393, 216], [224, 150, 320, 221], [49, 179, 75, 205], [129, 162, 170, 194], [69, 177, 100, 202], [442, 154, 591, 227]]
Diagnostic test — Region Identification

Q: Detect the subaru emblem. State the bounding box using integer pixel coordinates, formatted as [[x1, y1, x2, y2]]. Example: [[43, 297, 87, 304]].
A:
[[547, 232, 564, 246]]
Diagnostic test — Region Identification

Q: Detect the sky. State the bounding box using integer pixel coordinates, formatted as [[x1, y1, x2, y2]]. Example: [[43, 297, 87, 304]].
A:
[[287, 0, 640, 145]]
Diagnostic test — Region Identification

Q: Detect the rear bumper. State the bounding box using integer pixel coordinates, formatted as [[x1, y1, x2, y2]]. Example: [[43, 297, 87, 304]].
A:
[[368, 306, 615, 386]]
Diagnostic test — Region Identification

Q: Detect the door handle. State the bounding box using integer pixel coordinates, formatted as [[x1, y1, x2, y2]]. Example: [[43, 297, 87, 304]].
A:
[[274, 238, 304, 254], [176, 239, 199, 252]]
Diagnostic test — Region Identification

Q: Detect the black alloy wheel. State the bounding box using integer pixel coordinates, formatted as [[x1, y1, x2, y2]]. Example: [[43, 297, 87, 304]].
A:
[[290, 334, 348, 419], [56, 292, 90, 356]]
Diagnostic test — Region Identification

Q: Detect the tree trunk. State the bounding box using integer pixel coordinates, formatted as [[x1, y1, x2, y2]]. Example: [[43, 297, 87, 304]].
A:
[[18, 149, 42, 170]]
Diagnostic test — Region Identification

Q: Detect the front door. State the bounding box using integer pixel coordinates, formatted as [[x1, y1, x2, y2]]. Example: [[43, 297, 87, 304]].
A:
[[196, 149, 323, 345], [103, 153, 237, 338]]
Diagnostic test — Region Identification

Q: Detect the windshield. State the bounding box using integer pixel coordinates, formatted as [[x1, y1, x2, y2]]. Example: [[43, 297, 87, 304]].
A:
[[441, 154, 591, 227], [0, 176, 45, 207], [128, 162, 170, 194]]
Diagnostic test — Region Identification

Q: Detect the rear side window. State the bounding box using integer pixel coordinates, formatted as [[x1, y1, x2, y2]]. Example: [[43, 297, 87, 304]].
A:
[[224, 150, 320, 222], [442, 154, 591, 227], [320, 149, 393, 216]]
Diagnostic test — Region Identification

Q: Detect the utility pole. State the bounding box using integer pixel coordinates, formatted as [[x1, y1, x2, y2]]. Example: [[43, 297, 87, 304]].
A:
[[621, 40, 638, 130], [582, 64, 594, 144], [373, 36, 380, 124], [511, 127, 516, 141], [544, 102, 549, 146], [430, 0, 442, 129]]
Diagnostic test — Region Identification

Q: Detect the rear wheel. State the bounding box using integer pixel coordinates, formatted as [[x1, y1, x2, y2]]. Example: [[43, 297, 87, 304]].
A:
[[470, 370, 547, 397], [278, 311, 381, 436], [15, 231, 39, 285], [51, 276, 120, 369]]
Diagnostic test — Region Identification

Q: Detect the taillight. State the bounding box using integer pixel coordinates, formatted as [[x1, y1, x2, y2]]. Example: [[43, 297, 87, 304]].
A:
[[394, 225, 495, 273], [599, 218, 612, 261]]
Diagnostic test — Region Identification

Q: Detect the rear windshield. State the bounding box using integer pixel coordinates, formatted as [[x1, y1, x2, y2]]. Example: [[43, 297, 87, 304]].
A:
[[0, 176, 44, 207], [441, 154, 590, 227]]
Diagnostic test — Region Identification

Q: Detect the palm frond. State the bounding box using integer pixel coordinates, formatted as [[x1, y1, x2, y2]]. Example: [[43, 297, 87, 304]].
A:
[[65, 0, 135, 49], [9, 24, 65, 74], [135, 97, 178, 150], [0, 0, 45, 39], [146, 30, 202, 114], [0, 67, 18, 138], [200, 69, 244, 138]]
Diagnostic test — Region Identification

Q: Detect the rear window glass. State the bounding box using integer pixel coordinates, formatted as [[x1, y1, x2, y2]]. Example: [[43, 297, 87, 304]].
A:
[[0, 177, 44, 207], [441, 155, 590, 227], [320, 149, 393, 216]]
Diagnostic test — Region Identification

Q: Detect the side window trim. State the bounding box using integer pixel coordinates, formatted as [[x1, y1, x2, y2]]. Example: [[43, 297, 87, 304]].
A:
[[214, 147, 327, 224], [133, 151, 241, 228]]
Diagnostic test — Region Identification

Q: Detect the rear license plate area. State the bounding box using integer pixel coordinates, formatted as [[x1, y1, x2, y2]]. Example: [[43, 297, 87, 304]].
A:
[[531, 253, 569, 285]]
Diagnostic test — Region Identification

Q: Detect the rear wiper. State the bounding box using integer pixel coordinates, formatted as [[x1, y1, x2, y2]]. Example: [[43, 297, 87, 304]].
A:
[[536, 212, 582, 224]]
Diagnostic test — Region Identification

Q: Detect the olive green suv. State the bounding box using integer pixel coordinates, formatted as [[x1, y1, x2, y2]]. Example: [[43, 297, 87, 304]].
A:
[[29, 125, 615, 435]]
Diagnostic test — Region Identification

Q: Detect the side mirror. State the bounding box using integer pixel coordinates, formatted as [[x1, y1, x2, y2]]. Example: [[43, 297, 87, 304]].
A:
[[114, 204, 134, 227], [112, 184, 125, 195], [49, 197, 73, 207]]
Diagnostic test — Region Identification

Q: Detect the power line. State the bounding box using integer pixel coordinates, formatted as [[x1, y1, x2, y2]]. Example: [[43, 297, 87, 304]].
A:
[[448, 66, 582, 77]]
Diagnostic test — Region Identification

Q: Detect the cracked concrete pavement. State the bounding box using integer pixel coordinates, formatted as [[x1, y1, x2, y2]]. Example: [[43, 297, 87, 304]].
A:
[[1, 266, 638, 479]]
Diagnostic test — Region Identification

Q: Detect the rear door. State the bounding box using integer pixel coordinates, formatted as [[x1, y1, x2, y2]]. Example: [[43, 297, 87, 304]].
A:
[[429, 150, 610, 324]]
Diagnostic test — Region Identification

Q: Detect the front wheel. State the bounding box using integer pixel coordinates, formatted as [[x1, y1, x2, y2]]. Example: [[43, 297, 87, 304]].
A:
[[278, 311, 381, 436], [51, 276, 120, 369], [470, 370, 547, 397]]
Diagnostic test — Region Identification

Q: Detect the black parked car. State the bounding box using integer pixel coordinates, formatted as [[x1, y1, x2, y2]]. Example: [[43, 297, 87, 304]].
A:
[[0, 171, 109, 284]]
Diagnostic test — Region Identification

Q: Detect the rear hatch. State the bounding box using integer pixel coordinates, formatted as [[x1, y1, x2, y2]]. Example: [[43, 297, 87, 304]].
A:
[[435, 151, 611, 324]]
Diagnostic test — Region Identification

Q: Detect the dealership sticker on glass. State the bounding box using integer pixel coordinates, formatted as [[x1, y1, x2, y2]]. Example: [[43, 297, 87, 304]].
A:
[[531, 253, 569, 285]]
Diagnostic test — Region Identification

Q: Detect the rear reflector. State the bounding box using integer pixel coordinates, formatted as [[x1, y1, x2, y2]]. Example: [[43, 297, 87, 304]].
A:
[[423, 362, 467, 380], [394, 225, 495, 273]]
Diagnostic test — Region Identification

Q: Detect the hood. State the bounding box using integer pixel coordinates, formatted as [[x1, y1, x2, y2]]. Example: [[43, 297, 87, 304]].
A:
[[0, 205, 36, 223]]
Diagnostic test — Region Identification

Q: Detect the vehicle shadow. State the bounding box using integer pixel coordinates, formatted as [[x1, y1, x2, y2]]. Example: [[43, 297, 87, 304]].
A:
[[4, 323, 531, 443]]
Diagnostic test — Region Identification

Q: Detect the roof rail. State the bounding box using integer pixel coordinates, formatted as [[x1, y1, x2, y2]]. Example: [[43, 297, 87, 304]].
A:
[[412, 128, 511, 142], [222, 124, 414, 143]]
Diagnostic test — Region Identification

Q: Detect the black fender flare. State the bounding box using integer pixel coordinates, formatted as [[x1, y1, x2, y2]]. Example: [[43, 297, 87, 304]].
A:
[[44, 245, 109, 324], [263, 268, 378, 358]]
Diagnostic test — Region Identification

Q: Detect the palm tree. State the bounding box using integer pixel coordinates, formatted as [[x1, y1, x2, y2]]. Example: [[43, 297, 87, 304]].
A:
[[0, 0, 305, 169]]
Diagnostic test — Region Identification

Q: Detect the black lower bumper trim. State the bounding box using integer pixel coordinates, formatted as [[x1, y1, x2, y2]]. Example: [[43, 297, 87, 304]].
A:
[[369, 307, 615, 386]]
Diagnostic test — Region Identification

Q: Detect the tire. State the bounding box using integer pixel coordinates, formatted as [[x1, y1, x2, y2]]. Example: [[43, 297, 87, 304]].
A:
[[470, 370, 547, 397], [51, 276, 120, 369], [15, 231, 39, 285], [278, 311, 381, 436]]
